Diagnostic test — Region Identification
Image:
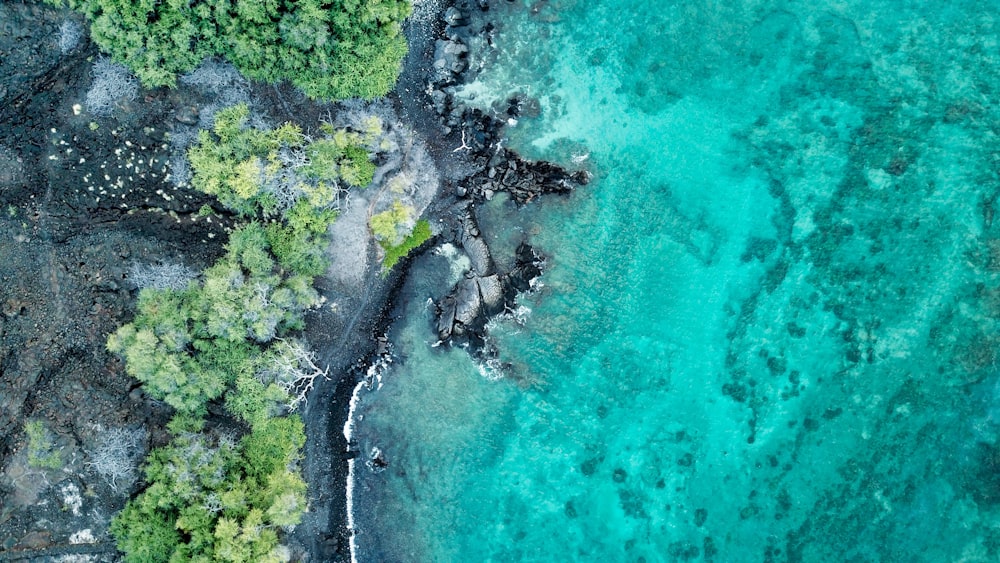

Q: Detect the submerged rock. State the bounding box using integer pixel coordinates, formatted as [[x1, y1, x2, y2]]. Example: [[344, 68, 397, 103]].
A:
[[443, 6, 468, 26]]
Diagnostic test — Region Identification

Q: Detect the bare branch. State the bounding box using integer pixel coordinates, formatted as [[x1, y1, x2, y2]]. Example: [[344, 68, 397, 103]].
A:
[[86, 427, 146, 492], [258, 340, 330, 411], [128, 262, 198, 291], [453, 129, 472, 153]]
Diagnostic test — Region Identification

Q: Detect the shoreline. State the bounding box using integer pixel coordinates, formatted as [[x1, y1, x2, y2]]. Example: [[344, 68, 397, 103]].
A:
[[302, 0, 590, 560], [289, 1, 476, 560], [0, 0, 580, 559]]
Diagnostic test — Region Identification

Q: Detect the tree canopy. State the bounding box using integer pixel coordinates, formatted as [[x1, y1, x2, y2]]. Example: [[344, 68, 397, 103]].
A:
[[111, 419, 307, 562], [47, 0, 411, 99]]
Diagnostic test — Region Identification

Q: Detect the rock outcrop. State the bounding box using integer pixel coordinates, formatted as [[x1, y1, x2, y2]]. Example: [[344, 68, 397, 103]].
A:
[[434, 207, 543, 344], [423, 1, 592, 205]]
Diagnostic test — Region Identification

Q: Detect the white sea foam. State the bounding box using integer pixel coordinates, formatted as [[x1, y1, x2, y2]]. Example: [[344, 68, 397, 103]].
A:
[[476, 356, 506, 381], [343, 377, 365, 563], [344, 348, 393, 563], [477, 304, 534, 381], [485, 302, 532, 334], [366, 447, 387, 473], [433, 243, 472, 284]]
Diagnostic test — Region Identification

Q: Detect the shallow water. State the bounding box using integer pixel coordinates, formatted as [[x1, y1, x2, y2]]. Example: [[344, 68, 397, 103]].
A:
[[352, 1, 1000, 561]]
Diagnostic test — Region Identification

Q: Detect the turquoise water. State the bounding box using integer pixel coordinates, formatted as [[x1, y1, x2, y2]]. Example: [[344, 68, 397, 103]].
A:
[[352, 1, 1000, 561]]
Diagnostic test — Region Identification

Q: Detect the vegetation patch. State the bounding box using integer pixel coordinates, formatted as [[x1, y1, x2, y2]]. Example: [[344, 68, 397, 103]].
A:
[[105, 105, 397, 561], [379, 218, 433, 271], [44, 0, 411, 100], [110, 419, 306, 562], [24, 420, 62, 470]]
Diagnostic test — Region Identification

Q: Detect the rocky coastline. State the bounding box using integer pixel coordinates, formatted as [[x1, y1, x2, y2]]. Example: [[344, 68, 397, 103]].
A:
[[399, 0, 590, 347], [298, 1, 589, 560], [0, 0, 585, 561]]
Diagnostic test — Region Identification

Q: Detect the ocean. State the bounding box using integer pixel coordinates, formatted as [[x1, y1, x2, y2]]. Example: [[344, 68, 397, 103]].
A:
[[351, 1, 1000, 561]]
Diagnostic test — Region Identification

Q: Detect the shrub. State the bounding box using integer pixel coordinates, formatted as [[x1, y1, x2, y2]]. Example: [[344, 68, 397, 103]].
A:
[[195, 223, 323, 341], [179, 59, 247, 91], [299, 131, 377, 188], [106, 106, 378, 561], [178, 59, 256, 131], [189, 104, 374, 223], [107, 323, 226, 416], [380, 218, 433, 271], [335, 101, 441, 214], [58, 19, 84, 54], [109, 504, 180, 563], [128, 262, 198, 291], [265, 222, 329, 279], [107, 219, 327, 416], [106, 287, 231, 416], [188, 105, 303, 217], [370, 200, 416, 247], [85, 57, 139, 116], [255, 339, 329, 413], [24, 420, 61, 470], [226, 372, 289, 428]]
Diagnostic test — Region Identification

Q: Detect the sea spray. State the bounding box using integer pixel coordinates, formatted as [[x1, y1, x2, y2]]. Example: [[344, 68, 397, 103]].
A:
[[431, 243, 472, 286]]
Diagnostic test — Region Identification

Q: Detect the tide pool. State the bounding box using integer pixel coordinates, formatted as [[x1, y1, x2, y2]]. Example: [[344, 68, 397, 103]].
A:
[[352, 1, 1000, 561]]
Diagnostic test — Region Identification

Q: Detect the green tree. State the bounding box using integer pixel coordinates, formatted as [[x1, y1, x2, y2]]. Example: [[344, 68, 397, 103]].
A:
[[370, 200, 415, 246], [46, 0, 411, 100], [111, 422, 306, 562], [105, 106, 382, 561]]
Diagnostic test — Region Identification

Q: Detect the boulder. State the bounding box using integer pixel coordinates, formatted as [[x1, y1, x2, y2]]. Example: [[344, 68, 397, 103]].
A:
[[462, 227, 492, 276], [429, 88, 448, 114], [443, 41, 469, 57], [463, 234, 491, 277], [446, 26, 471, 42], [443, 6, 468, 26], [508, 242, 543, 292], [454, 277, 482, 326], [434, 40, 469, 76], [437, 296, 457, 340], [477, 274, 503, 308], [501, 167, 517, 186]]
